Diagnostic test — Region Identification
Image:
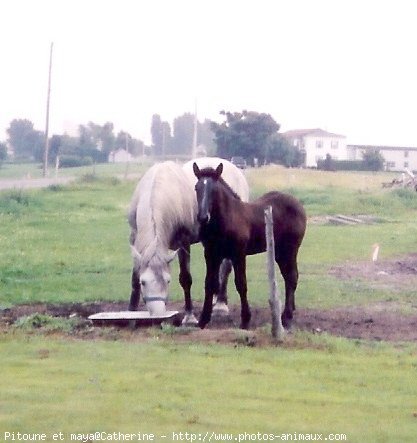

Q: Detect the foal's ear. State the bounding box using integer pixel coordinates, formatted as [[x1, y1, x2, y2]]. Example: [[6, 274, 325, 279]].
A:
[[215, 163, 223, 179], [192, 162, 201, 178]]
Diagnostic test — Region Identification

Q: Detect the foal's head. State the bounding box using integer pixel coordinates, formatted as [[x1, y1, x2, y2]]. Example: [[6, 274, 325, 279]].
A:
[[193, 162, 242, 224], [193, 162, 223, 224]]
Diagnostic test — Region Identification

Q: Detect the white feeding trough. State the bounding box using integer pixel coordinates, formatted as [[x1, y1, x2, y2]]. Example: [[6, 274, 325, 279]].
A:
[[88, 310, 180, 327]]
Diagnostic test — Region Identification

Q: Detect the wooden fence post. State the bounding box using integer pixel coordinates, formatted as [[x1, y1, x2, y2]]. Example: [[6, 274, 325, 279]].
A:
[[264, 206, 286, 341]]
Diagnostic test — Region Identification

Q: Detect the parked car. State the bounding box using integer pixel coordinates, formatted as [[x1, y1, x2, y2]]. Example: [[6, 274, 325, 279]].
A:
[[231, 156, 247, 169]]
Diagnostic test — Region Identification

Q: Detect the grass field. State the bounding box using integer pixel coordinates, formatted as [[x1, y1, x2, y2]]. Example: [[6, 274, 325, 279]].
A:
[[1, 332, 416, 442], [1, 162, 417, 442]]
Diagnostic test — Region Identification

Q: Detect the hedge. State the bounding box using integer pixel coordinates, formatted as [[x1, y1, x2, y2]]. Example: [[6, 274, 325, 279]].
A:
[[317, 159, 379, 171], [59, 155, 94, 168]]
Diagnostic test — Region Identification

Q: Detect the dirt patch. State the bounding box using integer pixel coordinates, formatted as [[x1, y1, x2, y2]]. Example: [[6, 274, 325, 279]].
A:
[[1, 299, 416, 344], [329, 253, 417, 292]]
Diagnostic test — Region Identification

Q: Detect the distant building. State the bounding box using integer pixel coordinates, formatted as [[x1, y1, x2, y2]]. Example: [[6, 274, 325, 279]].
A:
[[282, 128, 347, 168], [108, 148, 134, 163], [195, 144, 207, 157], [347, 145, 417, 172], [6, 141, 14, 158]]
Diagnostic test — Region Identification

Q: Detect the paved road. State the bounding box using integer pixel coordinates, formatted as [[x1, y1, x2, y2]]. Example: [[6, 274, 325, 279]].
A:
[[0, 176, 75, 190]]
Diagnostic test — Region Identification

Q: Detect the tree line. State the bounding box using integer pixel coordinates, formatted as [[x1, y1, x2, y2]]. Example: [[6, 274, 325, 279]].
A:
[[2, 119, 146, 168], [1, 111, 303, 168]]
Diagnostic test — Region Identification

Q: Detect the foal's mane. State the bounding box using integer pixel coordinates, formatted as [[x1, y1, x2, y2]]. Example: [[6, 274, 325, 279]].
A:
[[198, 167, 241, 201]]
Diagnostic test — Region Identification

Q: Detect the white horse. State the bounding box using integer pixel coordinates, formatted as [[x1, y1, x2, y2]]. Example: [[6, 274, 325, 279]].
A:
[[129, 158, 249, 323]]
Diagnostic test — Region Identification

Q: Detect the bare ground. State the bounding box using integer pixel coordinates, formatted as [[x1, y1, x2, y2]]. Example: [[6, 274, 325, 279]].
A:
[[1, 300, 417, 343], [1, 254, 417, 345]]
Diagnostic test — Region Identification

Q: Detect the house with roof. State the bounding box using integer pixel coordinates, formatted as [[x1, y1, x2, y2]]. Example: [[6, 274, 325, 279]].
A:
[[347, 145, 417, 172], [108, 148, 134, 163], [282, 128, 347, 168]]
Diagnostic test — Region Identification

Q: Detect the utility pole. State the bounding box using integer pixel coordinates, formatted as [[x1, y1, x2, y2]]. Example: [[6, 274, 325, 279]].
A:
[[43, 42, 53, 177], [124, 132, 130, 179], [191, 99, 197, 159], [162, 124, 166, 160]]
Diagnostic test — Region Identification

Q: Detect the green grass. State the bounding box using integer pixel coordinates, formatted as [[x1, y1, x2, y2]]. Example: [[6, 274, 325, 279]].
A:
[[0, 160, 153, 179], [1, 333, 416, 442]]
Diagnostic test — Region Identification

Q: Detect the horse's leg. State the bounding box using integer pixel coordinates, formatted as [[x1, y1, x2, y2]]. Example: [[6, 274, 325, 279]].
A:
[[276, 247, 299, 328], [128, 268, 141, 311], [199, 252, 222, 329], [178, 244, 198, 325], [212, 259, 232, 316], [232, 254, 251, 329]]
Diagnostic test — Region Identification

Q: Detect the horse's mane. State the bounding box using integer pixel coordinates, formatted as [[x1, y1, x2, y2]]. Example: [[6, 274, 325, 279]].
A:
[[198, 167, 242, 201], [129, 161, 195, 264]]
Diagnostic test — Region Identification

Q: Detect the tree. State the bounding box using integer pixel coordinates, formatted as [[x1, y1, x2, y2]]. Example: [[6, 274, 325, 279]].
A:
[[131, 138, 145, 157], [267, 134, 303, 167], [7, 119, 44, 160], [171, 113, 194, 155], [115, 131, 130, 150], [170, 114, 216, 156], [59, 134, 79, 157], [78, 121, 116, 162], [151, 115, 172, 156], [0, 142, 7, 168], [113, 131, 145, 157], [198, 119, 216, 155], [99, 122, 116, 154], [211, 110, 280, 164], [321, 153, 336, 171], [362, 149, 384, 171]]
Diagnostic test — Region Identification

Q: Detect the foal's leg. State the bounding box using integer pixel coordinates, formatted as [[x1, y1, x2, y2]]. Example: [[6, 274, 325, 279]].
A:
[[199, 253, 222, 329], [232, 255, 251, 329], [276, 248, 299, 328], [178, 244, 198, 325], [128, 269, 141, 311], [212, 259, 232, 316]]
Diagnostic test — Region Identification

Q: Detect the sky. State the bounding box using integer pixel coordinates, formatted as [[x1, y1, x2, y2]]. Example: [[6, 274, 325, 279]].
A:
[[1, 0, 416, 146]]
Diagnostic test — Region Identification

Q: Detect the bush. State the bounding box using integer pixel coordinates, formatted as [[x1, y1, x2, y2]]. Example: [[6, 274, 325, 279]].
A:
[[362, 150, 385, 171], [14, 313, 87, 333], [0, 189, 39, 215], [318, 159, 373, 171], [59, 155, 94, 168]]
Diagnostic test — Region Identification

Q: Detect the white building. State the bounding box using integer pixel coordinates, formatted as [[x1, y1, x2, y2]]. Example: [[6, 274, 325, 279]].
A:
[[108, 148, 134, 163], [347, 145, 417, 172], [283, 129, 417, 172], [282, 128, 347, 167]]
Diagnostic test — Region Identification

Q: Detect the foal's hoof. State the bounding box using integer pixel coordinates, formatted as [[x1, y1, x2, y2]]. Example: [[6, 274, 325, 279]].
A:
[[198, 319, 210, 329], [181, 313, 199, 326]]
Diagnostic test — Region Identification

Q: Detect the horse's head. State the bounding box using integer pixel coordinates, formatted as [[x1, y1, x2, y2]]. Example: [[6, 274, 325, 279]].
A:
[[192, 162, 223, 225], [131, 244, 177, 316]]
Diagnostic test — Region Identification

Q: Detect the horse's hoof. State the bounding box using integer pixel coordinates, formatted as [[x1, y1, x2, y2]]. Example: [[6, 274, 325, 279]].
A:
[[212, 302, 230, 317], [181, 313, 199, 326]]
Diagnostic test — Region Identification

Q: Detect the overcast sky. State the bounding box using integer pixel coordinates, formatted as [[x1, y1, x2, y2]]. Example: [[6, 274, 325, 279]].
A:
[[1, 0, 416, 146]]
